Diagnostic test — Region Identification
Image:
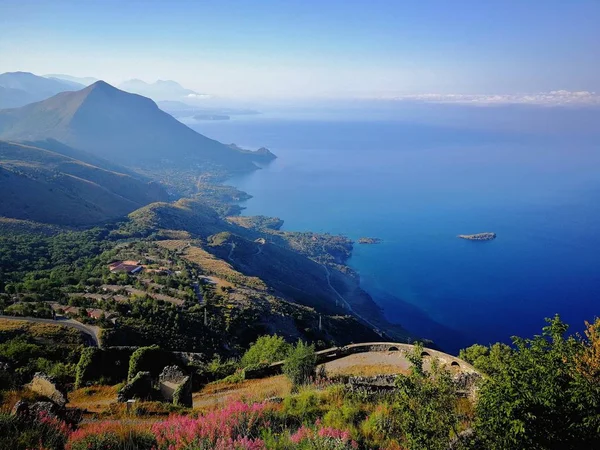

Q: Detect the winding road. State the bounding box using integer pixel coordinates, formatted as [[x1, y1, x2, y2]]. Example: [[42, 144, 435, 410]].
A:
[[0, 315, 101, 347]]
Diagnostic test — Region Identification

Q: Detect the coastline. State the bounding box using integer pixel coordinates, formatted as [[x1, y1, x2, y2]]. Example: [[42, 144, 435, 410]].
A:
[[219, 177, 424, 347]]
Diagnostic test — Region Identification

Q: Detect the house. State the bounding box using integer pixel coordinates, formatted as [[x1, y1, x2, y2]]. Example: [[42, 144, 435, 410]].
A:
[[108, 260, 143, 275]]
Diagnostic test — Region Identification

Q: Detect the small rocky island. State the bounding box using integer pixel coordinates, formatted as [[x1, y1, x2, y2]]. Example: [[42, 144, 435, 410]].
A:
[[458, 232, 496, 241], [358, 237, 382, 244]]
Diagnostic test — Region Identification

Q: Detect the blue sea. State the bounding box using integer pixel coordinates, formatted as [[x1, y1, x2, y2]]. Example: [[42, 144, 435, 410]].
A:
[[189, 105, 600, 353]]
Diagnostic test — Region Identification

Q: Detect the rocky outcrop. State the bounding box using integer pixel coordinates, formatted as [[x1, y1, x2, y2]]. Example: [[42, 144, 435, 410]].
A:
[[358, 237, 382, 244], [11, 399, 83, 425], [159, 365, 192, 407], [27, 373, 67, 407]]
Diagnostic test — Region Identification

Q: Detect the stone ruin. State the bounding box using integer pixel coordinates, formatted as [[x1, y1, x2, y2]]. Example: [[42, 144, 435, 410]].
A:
[[27, 372, 68, 407], [159, 365, 192, 407]]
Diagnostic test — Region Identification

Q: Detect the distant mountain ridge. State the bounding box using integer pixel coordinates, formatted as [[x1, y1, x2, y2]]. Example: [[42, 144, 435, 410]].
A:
[[44, 74, 99, 86], [0, 72, 84, 108], [0, 140, 168, 226], [0, 81, 275, 172], [118, 78, 208, 101]]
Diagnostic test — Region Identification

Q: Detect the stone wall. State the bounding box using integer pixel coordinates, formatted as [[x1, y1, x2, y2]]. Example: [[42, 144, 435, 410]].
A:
[[158, 365, 192, 407]]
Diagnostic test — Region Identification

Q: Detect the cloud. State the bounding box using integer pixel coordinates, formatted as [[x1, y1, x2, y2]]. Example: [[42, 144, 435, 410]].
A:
[[380, 90, 600, 106], [186, 93, 211, 100]]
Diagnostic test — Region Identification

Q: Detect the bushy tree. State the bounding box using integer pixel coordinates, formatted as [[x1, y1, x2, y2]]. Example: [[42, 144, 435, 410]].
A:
[[392, 344, 464, 450], [241, 335, 292, 368], [283, 340, 316, 387], [474, 315, 600, 450]]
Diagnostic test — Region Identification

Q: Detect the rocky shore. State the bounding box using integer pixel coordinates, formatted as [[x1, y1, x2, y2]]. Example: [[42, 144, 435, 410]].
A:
[[358, 237, 382, 244]]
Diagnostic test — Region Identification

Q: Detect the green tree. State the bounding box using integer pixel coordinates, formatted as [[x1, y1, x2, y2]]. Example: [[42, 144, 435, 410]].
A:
[[474, 315, 600, 450], [241, 335, 292, 368], [283, 340, 316, 387], [392, 344, 465, 450]]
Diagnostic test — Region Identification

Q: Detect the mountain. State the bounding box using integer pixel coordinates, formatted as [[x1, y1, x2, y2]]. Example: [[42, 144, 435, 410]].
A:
[[0, 140, 169, 226], [44, 74, 99, 86], [20, 138, 147, 180], [0, 81, 275, 172], [0, 72, 84, 108], [118, 78, 208, 101]]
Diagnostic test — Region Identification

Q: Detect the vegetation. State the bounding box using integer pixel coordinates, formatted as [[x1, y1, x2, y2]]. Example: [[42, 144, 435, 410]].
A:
[[283, 341, 317, 387], [241, 335, 292, 368], [463, 315, 600, 450], [0, 316, 599, 449]]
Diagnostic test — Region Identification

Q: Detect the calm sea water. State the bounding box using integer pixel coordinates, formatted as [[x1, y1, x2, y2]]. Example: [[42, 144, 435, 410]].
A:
[[190, 109, 600, 353]]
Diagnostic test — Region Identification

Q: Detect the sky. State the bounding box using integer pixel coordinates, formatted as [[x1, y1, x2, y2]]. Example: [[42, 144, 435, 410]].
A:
[[0, 0, 599, 99]]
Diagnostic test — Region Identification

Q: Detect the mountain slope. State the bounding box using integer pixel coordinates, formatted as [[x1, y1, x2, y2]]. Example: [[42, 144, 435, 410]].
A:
[[20, 138, 148, 180], [0, 81, 274, 172], [0, 140, 169, 225], [0, 72, 84, 108]]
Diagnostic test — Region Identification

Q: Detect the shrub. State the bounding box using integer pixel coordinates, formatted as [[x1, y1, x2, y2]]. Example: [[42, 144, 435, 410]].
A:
[[0, 411, 70, 450], [282, 388, 325, 425], [283, 341, 316, 387], [241, 335, 292, 368], [392, 344, 462, 450], [66, 421, 156, 450], [118, 371, 155, 402], [474, 316, 600, 450], [151, 400, 269, 449], [75, 347, 99, 389], [288, 422, 358, 449]]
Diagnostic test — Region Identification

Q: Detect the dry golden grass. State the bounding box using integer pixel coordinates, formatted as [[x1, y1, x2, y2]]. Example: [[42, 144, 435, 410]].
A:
[[324, 364, 410, 377], [159, 240, 266, 291], [157, 229, 193, 240], [193, 375, 291, 410], [68, 385, 119, 413], [0, 388, 44, 413], [0, 319, 85, 343]]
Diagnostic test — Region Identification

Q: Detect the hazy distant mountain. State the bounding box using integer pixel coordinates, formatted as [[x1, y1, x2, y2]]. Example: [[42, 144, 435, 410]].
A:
[[0, 81, 274, 171], [44, 74, 99, 86], [0, 86, 37, 109], [0, 72, 84, 108], [0, 140, 168, 226], [118, 78, 208, 101]]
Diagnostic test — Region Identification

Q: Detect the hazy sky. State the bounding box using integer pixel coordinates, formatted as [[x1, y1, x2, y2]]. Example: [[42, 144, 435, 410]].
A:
[[1, 0, 599, 99]]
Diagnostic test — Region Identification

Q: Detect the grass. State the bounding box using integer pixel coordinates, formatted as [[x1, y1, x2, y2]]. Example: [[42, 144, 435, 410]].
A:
[[0, 388, 45, 413], [323, 364, 410, 377], [193, 375, 292, 410], [68, 385, 120, 414], [158, 239, 266, 290], [0, 319, 86, 345]]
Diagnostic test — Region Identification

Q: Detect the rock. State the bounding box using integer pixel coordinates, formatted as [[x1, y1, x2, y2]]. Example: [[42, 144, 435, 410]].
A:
[[27, 373, 68, 407], [448, 428, 479, 449], [159, 365, 192, 407], [29, 401, 61, 419], [11, 400, 30, 416], [454, 372, 482, 399], [10, 400, 82, 426]]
